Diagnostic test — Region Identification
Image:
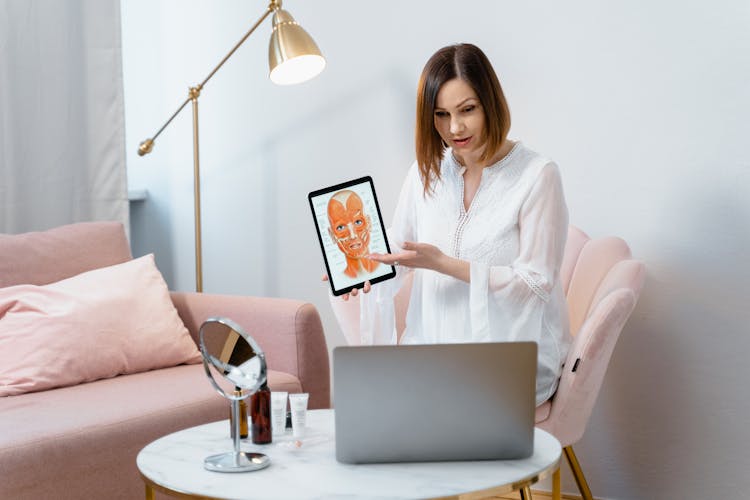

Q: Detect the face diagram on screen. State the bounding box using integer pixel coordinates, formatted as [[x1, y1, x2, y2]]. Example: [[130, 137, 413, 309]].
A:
[[309, 177, 396, 296], [327, 190, 379, 279]]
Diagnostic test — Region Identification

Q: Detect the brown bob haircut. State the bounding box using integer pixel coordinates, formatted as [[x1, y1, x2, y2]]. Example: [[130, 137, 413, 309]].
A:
[[415, 43, 511, 195]]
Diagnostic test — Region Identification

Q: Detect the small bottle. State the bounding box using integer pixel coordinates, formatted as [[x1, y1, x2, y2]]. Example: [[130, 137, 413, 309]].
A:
[[250, 382, 272, 444], [230, 388, 248, 439]]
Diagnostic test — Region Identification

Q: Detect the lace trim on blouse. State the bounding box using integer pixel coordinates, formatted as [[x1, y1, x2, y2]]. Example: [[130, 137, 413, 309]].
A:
[[516, 268, 551, 302], [448, 142, 523, 259]]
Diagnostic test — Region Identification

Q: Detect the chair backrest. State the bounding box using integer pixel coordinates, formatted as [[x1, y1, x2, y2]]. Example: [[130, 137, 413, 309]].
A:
[[538, 225, 645, 446]]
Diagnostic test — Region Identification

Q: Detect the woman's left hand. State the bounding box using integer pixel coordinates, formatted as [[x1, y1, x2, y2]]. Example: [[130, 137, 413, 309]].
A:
[[368, 241, 448, 272]]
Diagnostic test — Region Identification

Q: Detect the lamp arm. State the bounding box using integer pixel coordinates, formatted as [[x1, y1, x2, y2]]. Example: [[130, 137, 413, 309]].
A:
[[142, 97, 191, 152], [199, 1, 276, 90], [138, 0, 279, 155]]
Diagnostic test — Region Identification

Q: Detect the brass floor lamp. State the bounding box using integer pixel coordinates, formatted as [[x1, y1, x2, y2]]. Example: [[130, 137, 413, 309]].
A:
[[137, 0, 325, 292]]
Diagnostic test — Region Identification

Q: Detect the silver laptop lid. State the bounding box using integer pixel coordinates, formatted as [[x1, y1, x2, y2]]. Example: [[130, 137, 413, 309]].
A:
[[333, 342, 537, 464]]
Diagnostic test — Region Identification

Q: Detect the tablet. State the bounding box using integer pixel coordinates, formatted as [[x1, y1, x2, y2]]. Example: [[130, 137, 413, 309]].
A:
[[308, 176, 396, 296]]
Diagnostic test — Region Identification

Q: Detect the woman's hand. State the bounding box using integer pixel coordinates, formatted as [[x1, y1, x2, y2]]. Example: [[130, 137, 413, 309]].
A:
[[368, 242, 470, 282], [368, 241, 447, 271], [321, 274, 371, 301]]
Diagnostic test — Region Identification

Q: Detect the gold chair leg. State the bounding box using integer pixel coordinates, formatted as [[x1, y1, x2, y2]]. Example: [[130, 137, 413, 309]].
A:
[[519, 485, 533, 499], [552, 465, 561, 500], [564, 445, 593, 500]]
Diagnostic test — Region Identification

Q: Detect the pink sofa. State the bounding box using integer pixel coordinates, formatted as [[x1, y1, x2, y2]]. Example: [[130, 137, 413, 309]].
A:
[[0, 221, 330, 499]]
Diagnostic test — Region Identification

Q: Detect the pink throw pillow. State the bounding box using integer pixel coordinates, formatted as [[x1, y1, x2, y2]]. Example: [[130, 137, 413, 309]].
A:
[[0, 254, 201, 397]]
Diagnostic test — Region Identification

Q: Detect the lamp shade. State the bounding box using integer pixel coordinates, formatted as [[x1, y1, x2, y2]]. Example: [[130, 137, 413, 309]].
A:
[[268, 9, 325, 85]]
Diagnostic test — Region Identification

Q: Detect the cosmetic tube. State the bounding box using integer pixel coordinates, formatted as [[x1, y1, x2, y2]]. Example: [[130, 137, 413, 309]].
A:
[[270, 391, 288, 435], [289, 393, 309, 438]]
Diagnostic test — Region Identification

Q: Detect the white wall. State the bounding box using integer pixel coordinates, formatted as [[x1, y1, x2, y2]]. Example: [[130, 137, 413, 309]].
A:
[[121, 1, 750, 498]]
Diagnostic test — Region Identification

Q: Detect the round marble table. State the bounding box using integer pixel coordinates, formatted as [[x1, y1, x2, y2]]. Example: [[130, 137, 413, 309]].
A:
[[137, 409, 560, 499]]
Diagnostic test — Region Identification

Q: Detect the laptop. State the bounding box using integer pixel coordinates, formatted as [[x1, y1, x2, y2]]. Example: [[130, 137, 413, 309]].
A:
[[333, 342, 537, 464]]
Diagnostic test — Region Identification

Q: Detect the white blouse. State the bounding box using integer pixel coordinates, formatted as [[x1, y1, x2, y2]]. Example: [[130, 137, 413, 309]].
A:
[[333, 142, 571, 405]]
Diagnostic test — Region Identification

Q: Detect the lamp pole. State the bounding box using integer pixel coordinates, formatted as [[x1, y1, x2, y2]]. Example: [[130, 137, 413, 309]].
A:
[[189, 86, 203, 292]]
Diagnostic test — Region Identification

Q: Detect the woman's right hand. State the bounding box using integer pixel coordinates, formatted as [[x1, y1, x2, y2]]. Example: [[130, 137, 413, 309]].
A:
[[321, 274, 371, 301]]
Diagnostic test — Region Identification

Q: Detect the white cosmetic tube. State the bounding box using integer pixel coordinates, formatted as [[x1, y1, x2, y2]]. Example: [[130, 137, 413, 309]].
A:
[[289, 393, 309, 438], [270, 391, 288, 435]]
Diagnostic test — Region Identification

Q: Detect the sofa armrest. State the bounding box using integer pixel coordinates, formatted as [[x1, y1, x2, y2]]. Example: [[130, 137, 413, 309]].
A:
[[170, 292, 330, 409]]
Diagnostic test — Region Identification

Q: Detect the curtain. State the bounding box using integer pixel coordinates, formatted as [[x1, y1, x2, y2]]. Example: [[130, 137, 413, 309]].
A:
[[0, 0, 128, 234]]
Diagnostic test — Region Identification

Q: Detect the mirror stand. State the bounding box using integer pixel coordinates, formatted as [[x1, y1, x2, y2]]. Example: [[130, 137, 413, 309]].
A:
[[204, 397, 270, 472], [199, 317, 271, 473]]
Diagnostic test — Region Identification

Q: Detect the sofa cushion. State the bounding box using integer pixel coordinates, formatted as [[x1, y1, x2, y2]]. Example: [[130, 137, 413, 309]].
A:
[[0, 254, 201, 397], [0, 221, 132, 288]]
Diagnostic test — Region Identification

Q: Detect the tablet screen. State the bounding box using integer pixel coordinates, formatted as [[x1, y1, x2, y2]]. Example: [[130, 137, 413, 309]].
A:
[[308, 176, 396, 296]]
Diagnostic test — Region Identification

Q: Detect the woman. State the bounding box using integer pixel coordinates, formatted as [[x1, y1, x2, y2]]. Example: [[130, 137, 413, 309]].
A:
[[330, 43, 570, 405]]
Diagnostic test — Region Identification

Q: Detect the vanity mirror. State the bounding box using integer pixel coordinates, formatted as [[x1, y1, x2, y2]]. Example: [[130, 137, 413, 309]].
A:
[[199, 317, 270, 472]]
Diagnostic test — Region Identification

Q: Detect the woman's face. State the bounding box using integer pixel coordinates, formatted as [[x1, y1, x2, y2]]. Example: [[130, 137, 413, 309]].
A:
[[433, 78, 486, 160]]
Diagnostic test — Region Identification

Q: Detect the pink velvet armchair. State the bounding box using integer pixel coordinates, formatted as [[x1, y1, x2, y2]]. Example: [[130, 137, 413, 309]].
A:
[[0, 221, 330, 499], [535, 225, 645, 500]]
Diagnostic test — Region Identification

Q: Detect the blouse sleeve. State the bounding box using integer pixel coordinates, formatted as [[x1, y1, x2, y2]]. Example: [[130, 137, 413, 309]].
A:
[[469, 162, 568, 337]]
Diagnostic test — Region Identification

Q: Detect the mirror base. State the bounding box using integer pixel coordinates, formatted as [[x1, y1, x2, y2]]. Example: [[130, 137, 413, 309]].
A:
[[204, 452, 270, 473]]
